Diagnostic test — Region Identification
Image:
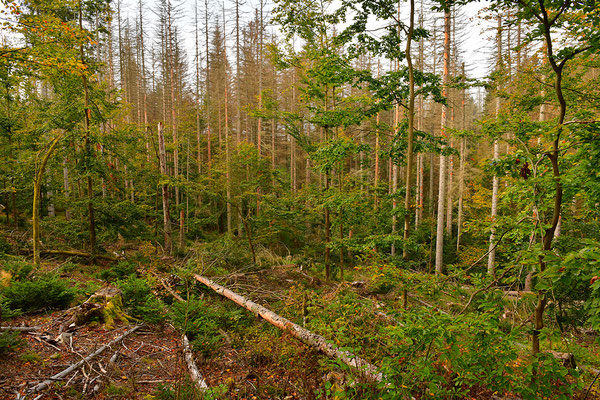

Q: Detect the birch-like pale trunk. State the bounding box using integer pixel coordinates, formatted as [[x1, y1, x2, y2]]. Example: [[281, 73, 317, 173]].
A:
[[158, 122, 172, 255], [63, 156, 71, 221], [456, 63, 467, 251], [224, 6, 232, 234], [435, 7, 451, 275], [194, 274, 383, 382], [487, 15, 502, 277]]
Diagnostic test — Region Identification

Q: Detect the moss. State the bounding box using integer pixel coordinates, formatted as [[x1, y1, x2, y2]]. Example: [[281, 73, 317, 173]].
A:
[[100, 293, 130, 329]]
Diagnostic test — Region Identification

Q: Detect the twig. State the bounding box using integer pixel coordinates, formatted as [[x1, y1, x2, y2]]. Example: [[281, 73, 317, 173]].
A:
[[458, 267, 515, 315], [28, 325, 142, 393]]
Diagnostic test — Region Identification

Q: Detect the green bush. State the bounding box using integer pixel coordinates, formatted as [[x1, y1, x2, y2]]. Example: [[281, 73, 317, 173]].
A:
[[1, 274, 77, 313], [99, 261, 138, 282], [170, 296, 249, 357], [0, 330, 25, 355], [1, 259, 33, 281], [118, 275, 166, 324], [0, 235, 11, 254], [194, 236, 253, 273]]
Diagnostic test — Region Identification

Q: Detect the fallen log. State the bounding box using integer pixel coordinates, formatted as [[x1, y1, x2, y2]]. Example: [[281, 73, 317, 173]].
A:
[[183, 335, 209, 391], [29, 325, 141, 393], [40, 249, 120, 261], [193, 274, 383, 382], [0, 326, 39, 332]]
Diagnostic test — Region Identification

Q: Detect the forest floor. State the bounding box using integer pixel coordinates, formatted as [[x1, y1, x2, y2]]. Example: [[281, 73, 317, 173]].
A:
[[1, 231, 599, 399]]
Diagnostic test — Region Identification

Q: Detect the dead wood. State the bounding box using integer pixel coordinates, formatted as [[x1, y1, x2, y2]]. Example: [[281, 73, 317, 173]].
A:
[[194, 274, 383, 382], [0, 326, 39, 332], [29, 325, 141, 393], [61, 286, 130, 332], [183, 335, 209, 391], [40, 249, 121, 261]]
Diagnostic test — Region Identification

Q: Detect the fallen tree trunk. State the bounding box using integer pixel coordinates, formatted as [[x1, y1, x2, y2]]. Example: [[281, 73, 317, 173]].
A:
[[29, 325, 141, 393], [40, 250, 120, 261], [0, 326, 39, 332], [193, 274, 383, 382], [183, 335, 209, 391]]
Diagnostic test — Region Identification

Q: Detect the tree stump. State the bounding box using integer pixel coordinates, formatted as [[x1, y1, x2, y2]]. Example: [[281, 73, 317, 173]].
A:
[[65, 286, 130, 330]]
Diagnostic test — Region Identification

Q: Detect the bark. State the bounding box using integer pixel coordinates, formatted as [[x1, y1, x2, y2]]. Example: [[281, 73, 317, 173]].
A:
[[204, 0, 212, 167], [487, 15, 502, 278], [224, 6, 232, 234], [402, 0, 416, 259], [183, 335, 209, 391], [80, 4, 96, 255], [193, 274, 383, 382], [456, 63, 466, 251], [158, 122, 173, 254], [32, 133, 63, 266], [434, 7, 451, 275]]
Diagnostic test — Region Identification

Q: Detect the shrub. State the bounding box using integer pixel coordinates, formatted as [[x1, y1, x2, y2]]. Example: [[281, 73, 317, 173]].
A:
[[1, 274, 77, 313], [99, 261, 138, 282], [1, 260, 33, 282], [0, 235, 11, 254], [0, 330, 24, 355], [170, 296, 249, 357], [118, 275, 166, 325]]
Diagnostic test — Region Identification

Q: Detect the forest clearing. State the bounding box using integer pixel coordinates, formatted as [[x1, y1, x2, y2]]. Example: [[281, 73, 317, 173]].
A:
[[1, 0, 600, 398]]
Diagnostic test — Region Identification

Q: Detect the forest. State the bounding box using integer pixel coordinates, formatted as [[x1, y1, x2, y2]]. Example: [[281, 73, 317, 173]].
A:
[[0, 0, 600, 398]]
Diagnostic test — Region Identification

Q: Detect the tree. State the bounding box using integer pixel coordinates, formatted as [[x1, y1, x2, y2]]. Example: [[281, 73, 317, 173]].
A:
[[495, 0, 600, 355]]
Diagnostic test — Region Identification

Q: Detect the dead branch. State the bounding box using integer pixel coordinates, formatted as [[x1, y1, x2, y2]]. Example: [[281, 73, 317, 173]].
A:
[[40, 250, 120, 261], [194, 274, 383, 382], [182, 335, 209, 391], [28, 325, 142, 393], [0, 326, 39, 332]]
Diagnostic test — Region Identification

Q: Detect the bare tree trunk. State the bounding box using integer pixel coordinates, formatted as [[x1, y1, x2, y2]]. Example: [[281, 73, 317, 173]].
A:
[[62, 156, 71, 221], [435, 7, 451, 275], [204, 0, 212, 167], [33, 134, 63, 267], [224, 5, 232, 234], [487, 15, 502, 277], [456, 63, 466, 251], [402, 0, 416, 259], [158, 122, 172, 255], [80, 4, 96, 255], [193, 275, 383, 382]]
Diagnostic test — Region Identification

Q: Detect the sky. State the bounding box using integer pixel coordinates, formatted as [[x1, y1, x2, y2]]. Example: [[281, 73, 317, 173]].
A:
[[117, 0, 496, 80]]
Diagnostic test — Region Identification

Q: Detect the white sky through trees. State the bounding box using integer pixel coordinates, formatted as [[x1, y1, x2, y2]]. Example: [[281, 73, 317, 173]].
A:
[[121, 0, 493, 82]]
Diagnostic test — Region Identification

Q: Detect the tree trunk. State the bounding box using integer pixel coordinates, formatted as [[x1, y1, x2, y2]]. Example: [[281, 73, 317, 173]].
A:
[[487, 15, 502, 278], [193, 274, 383, 382], [402, 0, 416, 259], [158, 122, 172, 255], [435, 7, 451, 275], [33, 133, 63, 267]]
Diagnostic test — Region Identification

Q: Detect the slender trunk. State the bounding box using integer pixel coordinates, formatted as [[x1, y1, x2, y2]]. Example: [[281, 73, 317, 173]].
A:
[[33, 134, 63, 266], [158, 122, 172, 255], [224, 6, 232, 234], [80, 3, 96, 254], [434, 7, 450, 274], [533, 6, 567, 354], [403, 0, 416, 258], [204, 0, 212, 167], [487, 16, 502, 277], [63, 156, 71, 221], [456, 63, 466, 251]]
